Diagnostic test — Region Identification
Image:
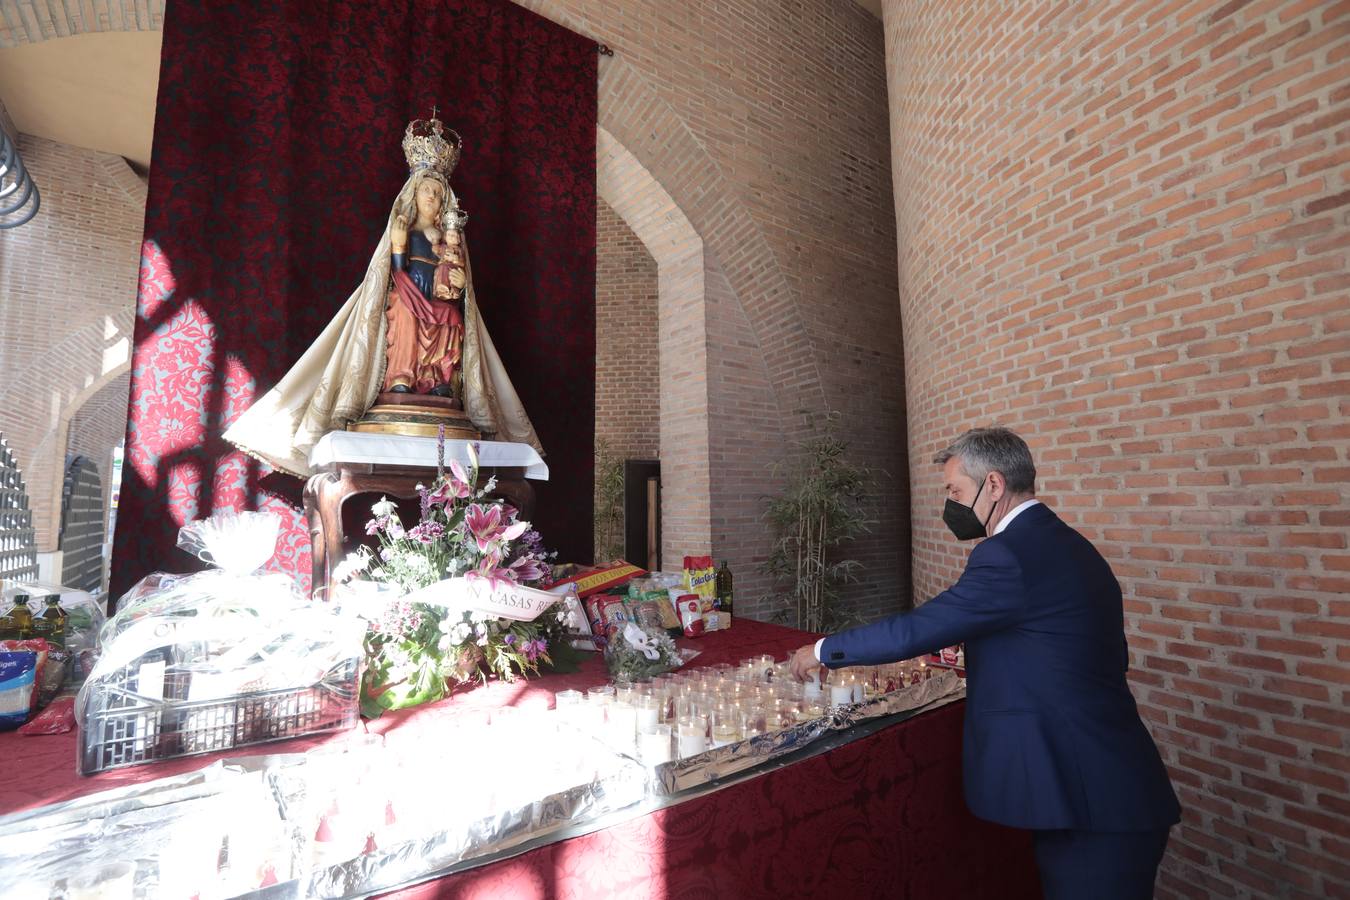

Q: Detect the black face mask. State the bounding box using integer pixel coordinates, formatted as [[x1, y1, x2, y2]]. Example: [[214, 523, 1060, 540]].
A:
[[942, 476, 994, 541]]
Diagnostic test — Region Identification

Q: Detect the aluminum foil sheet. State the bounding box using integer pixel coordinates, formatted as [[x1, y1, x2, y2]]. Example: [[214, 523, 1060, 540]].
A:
[[0, 674, 963, 899], [653, 668, 965, 796], [0, 755, 301, 899], [281, 750, 649, 898]]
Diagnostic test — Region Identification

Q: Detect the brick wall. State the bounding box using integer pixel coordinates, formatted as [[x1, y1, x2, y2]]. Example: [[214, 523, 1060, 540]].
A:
[[884, 1, 1349, 896], [66, 371, 131, 475], [595, 198, 660, 460], [523, 0, 909, 621], [594, 197, 660, 560], [0, 134, 142, 550]]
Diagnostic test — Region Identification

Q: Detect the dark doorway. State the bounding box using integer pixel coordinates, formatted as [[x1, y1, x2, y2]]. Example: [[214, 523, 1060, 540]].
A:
[[623, 460, 660, 571]]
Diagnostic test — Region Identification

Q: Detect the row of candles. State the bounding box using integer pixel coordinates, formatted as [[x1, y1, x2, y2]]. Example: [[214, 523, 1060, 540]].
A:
[[554, 655, 937, 765]]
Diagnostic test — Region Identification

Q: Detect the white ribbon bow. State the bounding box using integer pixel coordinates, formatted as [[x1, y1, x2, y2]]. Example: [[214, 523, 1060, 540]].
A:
[[623, 621, 661, 661]]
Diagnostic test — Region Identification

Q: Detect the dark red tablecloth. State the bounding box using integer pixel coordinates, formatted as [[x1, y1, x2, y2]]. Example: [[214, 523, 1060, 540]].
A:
[[2, 621, 1040, 899], [382, 699, 1040, 900]]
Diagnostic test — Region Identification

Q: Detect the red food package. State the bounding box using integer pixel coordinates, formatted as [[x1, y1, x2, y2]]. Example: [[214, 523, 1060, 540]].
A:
[[593, 596, 632, 641], [545, 562, 646, 598], [18, 695, 75, 735], [678, 594, 705, 638]]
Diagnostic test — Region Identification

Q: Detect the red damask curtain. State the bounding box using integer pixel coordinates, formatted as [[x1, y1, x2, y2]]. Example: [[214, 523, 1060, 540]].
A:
[[111, 0, 597, 597]]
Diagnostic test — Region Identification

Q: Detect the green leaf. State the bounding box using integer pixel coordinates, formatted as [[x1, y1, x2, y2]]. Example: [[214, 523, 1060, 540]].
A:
[[360, 694, 387, 719], [540, 640, 584, 674]]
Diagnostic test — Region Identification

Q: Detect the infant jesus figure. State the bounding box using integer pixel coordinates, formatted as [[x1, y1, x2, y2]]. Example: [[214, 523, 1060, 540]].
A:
[[434, 225, 467, 302]]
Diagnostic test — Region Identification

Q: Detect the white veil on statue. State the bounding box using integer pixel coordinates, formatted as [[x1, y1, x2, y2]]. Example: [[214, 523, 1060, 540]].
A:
[[223, 165, 544, 479]]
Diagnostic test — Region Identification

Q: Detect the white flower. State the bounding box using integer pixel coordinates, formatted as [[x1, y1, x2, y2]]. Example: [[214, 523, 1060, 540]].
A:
[[451, 623, 472, 643], [371, 496, 398, 518], [332, 546, 373, 583]]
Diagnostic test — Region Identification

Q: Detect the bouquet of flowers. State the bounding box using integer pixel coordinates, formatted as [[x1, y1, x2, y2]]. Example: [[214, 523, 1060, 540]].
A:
[[604, 620, 685, 682], [336, 437, 576, 716]]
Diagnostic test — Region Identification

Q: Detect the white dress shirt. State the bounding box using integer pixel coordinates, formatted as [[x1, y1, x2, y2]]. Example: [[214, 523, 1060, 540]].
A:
[[812, 498, 1043, 662]]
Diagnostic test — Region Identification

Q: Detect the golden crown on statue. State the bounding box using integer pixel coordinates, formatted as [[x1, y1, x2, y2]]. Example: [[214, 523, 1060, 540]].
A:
[[402, 117, 463, 176]]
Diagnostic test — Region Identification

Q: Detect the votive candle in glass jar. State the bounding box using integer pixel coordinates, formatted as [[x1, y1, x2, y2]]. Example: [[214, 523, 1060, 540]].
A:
[[711, 707, 742, 747], [677, 716, 709, 757], [829, 674, 855, 708], [638, 724, 674, 765], [796, 698, 826, 721], [635, 695, 662, 733], [580, 694, 608, 734], [607, 701, 638, 749]]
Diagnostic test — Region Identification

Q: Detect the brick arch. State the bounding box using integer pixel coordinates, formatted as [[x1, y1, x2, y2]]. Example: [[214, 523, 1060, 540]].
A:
[[0, 0, 161, 45], [1, 0, 818, 427], [593, 52, 823, 434], [0, 141, 140, 549], [0, 2, 825, 441], [597, 125, 709, 559]]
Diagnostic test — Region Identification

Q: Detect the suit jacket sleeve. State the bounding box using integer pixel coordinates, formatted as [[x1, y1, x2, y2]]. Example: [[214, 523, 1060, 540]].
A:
[[819, 538, 1028, 667]]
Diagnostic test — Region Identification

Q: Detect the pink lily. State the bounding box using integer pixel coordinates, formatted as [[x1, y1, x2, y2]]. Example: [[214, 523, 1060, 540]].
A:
[[505, 555, 546, 583], [466, 553, 511, 589], [464, 503, 504, 551], [426, 458, 473, 505]]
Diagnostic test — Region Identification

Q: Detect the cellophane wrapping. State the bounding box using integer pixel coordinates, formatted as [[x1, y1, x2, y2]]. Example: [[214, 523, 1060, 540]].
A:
[[74, 512, 366, 774]]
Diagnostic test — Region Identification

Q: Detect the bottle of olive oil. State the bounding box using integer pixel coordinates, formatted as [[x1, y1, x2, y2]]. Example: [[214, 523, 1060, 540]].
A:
[[715, 561, 733, 618], [32, 594, 68, 649], [5, 594, 34, 640]]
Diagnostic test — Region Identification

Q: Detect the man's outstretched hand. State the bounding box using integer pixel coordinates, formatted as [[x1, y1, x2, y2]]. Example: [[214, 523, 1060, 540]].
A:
[[789, 643, 824, 682]]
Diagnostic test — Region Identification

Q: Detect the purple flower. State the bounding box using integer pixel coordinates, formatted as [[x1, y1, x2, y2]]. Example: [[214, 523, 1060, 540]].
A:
[[408, 521, 445, 544], [503, 633, 516, 645], [436, 425, 447, 479], [524, 638, 548, 662], [365, 518, 382, 536]]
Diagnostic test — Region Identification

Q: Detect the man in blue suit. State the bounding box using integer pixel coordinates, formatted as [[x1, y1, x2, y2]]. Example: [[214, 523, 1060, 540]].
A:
[[790, 426, 1180, 900]]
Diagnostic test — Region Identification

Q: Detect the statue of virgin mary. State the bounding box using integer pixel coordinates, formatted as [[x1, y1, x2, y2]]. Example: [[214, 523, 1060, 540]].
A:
[[224, 118, 543, 478]]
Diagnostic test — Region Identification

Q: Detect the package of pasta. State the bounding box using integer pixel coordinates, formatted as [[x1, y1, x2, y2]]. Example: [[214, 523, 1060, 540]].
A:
[[643, 590, 682, 631], [583, 595, 632, 644]]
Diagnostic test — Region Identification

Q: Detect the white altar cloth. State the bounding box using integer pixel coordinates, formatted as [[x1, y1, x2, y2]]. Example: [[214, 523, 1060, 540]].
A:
[[308, 432, 549, 481]]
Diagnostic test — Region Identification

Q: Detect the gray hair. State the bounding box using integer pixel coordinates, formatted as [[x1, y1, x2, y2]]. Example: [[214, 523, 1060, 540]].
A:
[[932, 426, 1036, 495]]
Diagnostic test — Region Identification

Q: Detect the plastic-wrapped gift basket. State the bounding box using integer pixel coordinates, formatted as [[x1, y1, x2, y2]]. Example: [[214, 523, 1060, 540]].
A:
[[75, 512, 366, 775]]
